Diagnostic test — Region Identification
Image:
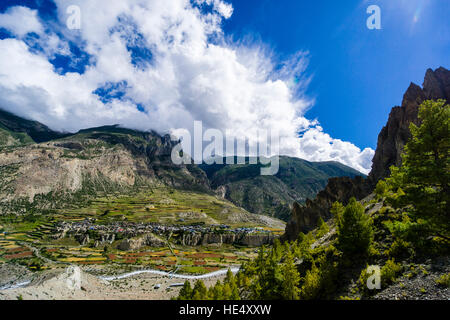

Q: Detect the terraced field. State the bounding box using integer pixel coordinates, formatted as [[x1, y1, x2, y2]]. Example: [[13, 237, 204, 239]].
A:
[[53, 187, 284, 229], [0, 187, 278, 275], [0, 227, 256, 275], [36, 245, 254, 274]]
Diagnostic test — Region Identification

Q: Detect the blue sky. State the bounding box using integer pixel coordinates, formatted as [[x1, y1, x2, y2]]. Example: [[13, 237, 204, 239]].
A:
[[223, 0, 450, 149], [0, 0, 448, 173]]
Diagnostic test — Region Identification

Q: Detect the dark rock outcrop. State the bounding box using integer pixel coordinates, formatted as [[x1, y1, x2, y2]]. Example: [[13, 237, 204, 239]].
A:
[[284, 176, 370, 241], [180, 232, 275, 247], [117, 233, 166, 251], [75, 234, 90, 246], [283, 67, 450, 241]]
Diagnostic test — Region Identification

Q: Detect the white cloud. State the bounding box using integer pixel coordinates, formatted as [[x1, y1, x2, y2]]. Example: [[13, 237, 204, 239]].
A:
[[298, 126, 374, 174], [0, 6, 44, 37], [195, 0, 234, 19], [0, 0, 374, 174]]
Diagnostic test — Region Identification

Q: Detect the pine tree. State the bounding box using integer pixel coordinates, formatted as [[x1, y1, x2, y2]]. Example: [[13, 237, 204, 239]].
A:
[[222, 282, 232, 299], [281, 249, 300, 300], [336, 198, 374, 257], [390, 99, 449, 240], [192, 280, 208, 300], [210, 280, 224, 300], [224, 268, 240, 300], [178, 280, 193, 300]]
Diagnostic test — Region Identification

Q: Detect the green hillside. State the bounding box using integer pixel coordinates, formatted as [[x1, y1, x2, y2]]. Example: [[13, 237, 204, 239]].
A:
[[201, 157, 365, 221], [0, 108, 66, 145], [0, 124, 34, 147]]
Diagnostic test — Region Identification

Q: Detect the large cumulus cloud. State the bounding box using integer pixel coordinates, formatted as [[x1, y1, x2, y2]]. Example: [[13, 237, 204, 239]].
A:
[[0, 0, 374, 173]]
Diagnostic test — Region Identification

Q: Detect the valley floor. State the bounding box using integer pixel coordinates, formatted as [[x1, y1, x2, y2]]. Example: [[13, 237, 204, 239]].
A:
[[0, 264, 230, 300]]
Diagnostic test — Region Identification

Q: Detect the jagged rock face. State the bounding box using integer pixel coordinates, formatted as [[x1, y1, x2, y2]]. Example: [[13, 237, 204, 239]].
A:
[[180, 232, 275, 247], [283, 67, 450, 241], [113, 231, 274, 249], [283, 176, 370, 241], [368, 67, 450, 185], [75, 234, 90, 246], [117, 234, 166, 251]]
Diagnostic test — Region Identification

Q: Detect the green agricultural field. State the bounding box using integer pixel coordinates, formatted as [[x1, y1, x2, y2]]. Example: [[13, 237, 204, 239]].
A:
[[18, 240, 256, 275], [51, 187, 281, 228], [0, 186, 281, 275]]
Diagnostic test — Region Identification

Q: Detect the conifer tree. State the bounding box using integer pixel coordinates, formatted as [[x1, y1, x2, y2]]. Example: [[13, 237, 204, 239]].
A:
[[178, 280, 193, 300], [336, 198, 374, 257], [388, 99, 449, 239], [192, 280, 208, 300], [281, 249, 300, 300]]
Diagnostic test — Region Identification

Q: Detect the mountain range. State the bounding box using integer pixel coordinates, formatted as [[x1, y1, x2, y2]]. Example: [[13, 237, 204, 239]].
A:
[[0, 110, 362, 222]]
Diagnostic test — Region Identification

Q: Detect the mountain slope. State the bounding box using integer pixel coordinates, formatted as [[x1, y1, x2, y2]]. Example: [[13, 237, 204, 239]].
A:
[[201, 157, 365, 221], [0, 123, 285, 229], [0, 125, 212, 214], [0, 109, 367, 222], [0, 124, 34, 147], [0, 109, 66, 145]]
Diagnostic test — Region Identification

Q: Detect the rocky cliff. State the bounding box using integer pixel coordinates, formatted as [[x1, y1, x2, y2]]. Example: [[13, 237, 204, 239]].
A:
[[368, 67, 450, 185], [0, 125, 210, 213], [180, 231, 275, 247], [284, 176, 370, 240], [283, 67, 450, 241]]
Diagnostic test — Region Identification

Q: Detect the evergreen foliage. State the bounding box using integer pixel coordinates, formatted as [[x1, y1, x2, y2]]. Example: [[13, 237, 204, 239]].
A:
[[335, 198, 374, 257]]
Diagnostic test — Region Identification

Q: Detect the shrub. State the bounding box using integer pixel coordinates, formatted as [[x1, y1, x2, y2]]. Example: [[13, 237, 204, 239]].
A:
[[381, 259, 403, 286], [375, 180, 388, 198], [435, 273, 450, 288], [316, 217, 329, 238], [299, 246, 340, 300], [339, 296, 360, 300], [386, 238, 414, 259], [357, 266, 371, 293]]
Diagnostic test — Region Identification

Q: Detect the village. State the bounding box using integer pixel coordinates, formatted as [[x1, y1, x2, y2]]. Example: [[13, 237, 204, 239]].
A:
[[53, 219, 271, 238], [49, 218, 276, 248]]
